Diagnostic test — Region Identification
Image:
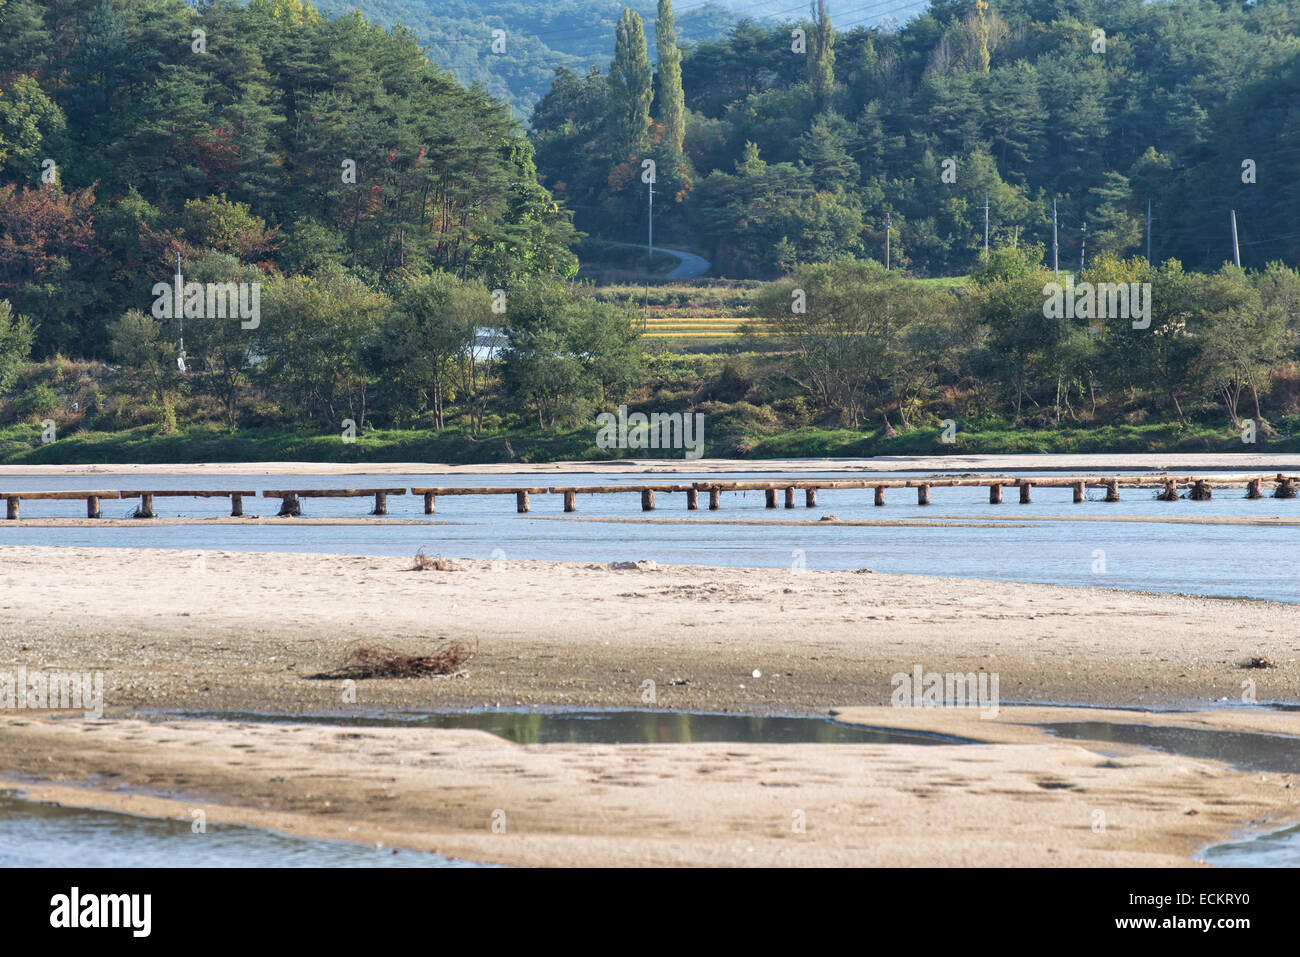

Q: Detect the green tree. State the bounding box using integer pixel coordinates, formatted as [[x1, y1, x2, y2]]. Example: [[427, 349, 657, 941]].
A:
[[608, 8, 652, 160], [654, 0, 685, 154], [806, 0, 835, 113], [0, 298, 34, 392]]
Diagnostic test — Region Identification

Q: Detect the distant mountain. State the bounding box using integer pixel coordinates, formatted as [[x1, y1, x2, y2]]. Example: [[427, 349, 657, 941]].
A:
[[318, 0, 745, 119]]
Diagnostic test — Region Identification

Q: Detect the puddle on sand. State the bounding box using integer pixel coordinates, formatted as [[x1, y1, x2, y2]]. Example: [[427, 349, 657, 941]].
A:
[[184, 708, 975, 746], [1042, 722, 1300, 774], [1202, 825, 1300, 868], [0, 793, 485, 868], [1044, 721, 1300, 869]]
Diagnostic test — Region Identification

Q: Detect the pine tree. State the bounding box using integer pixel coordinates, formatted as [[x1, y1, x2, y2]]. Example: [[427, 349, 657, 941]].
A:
[[608, 8, 652, 160]]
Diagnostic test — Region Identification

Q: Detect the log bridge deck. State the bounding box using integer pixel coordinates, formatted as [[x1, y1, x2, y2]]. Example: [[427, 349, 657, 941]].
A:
[[2, 473, 1297, 519]]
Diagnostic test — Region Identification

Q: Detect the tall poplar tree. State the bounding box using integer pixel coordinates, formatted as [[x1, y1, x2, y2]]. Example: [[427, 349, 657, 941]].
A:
[[807, 0, 835, 113], [655, 0, 685, 154], [608, 8, 652, 160]]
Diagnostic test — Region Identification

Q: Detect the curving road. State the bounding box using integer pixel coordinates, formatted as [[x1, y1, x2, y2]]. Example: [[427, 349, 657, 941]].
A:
[[600, 240, 711, 279], [660, 246, 711, 279]]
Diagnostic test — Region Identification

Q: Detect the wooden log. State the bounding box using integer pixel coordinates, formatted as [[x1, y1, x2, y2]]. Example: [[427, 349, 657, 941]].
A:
[[6, 497, 17, 520], [231, 493, 244, 517], [765, 488, 777, 509], [917, 484, 930, 506], [1104, 481, 1120, 502], [1188, 481, 1212, 501], [119, 490, 256, 499], [423, 492, 436, 514], [413, 487, 547, 496], [278, 493, 300, 517], [989, 484, 1002, 504], [784, 487, 796, 509], [1156, 481, 1178, 502], [86, 495, 100, 519], [564, 490, 577, 512], [641, 489, 655, 511], [1072, 481, 1085, 504], [1247, 479, 1262, 500], [686, 488, 698, 510], [516, 490, 530, 513], [1274, 478, 1297, 499], [709, 487, 721, 510], [805, 488, 817, 508], [136, 493, 154, 519], [1019, 483, 1032, 504], [874, 486, 885, 507], [1, 490, 121, 500], [372, 491, 388, 515]]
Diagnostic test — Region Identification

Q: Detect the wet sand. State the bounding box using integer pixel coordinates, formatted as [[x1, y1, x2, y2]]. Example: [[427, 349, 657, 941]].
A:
[[1, 706, 1296, 867], [2, 545, 1298, 866]]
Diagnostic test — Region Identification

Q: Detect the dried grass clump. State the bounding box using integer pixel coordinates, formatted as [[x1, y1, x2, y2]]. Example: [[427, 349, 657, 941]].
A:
[[412, 547, 457, 571], [314, 643, 469, 679], [1240, 656, 1277, 669]]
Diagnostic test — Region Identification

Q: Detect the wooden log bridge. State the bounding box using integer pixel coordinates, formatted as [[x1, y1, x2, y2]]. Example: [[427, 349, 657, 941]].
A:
[[1, 490, 123, 520], [4, 472, 1300, 519], [262, 488, 407, 517], [118, 489, 258, 518], [409, 486, 549, 515]]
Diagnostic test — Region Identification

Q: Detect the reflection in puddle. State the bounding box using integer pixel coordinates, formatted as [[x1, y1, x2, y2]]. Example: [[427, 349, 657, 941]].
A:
[[0, 793, 483, 868], [186, 709, 975, 745], [1044, 721, 1300, 868], [1043, 722, 1300, 774]]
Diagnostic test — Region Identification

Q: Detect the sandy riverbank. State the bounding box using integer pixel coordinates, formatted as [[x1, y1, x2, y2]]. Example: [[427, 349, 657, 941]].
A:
[[3, 546, 1298, 866], [3, 452, 1300, 477], [2, 546, 1298, 712], [2, 706, 1297, 867]]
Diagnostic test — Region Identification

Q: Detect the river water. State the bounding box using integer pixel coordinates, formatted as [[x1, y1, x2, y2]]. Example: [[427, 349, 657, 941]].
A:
[[1, 470, 1297, 602], [0, 793, 481, 867]]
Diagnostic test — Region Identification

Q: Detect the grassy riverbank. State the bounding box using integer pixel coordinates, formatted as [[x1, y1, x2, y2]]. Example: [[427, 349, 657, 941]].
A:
[[1, 419, 1295, 466]]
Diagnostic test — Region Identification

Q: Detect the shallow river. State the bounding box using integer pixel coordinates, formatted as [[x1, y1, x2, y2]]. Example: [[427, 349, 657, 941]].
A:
[[2, 470, 1298, 602]]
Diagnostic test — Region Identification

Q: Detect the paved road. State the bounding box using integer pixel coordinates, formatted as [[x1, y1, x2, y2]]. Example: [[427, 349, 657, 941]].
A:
[[600, 240, 711, 279], [660, 246, 711, 279]]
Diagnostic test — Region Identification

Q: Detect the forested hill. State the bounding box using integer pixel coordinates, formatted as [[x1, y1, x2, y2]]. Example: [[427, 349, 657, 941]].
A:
[[0, 0, 578, 358], [316, 0, 742, 117], [530, 0, 1300, 278]]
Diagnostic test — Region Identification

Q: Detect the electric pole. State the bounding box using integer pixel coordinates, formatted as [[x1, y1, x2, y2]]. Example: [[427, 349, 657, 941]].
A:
[[175, 251, 186, 373], [1052, 198, 1059, 278], [885, 211, 891, 269], [1079, 221, 1087, 272], [1231, 209, 1241, 267], [982, 190, 990, 257], [647, 178, 655, 260], [1146, 198, 1152, 263]]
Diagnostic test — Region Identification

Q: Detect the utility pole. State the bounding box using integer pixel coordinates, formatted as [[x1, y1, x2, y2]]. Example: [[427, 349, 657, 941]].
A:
[[1052, 198, 1059, 278], [982, 190, 990, 257], [1079, 221, 1087, 273], [1231, 209, 1241, 267], [885, 211, 891, 269], [646, 178, 655, 328], [175, 251, 186, 373], [647, 178, 655, 260], [1146, 198, 1152, 263]]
